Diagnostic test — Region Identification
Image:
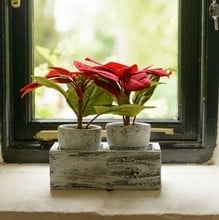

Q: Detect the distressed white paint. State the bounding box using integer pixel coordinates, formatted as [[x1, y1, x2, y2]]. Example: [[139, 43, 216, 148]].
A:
[[50, 142, 161, 190]]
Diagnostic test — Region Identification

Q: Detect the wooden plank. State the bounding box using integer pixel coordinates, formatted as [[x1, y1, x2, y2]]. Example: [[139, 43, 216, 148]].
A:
[[50, 142, 161, 190]]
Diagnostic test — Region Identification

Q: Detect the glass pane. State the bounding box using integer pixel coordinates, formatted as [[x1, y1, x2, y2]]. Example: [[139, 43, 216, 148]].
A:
[[33, 0, 178, 120]]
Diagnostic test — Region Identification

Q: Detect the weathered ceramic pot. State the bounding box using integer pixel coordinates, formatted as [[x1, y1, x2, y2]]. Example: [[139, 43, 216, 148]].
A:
[[58, 124, 102, 150], [106, 122, 151, 150]]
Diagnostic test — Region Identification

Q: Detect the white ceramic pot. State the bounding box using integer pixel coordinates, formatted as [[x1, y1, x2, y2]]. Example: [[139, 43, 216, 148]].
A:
[[106, 122, 151, 150], [58, 124, 102, 150]]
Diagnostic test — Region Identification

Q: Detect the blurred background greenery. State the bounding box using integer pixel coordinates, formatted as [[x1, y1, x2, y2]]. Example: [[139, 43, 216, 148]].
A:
[[33, 0, 178, 120]]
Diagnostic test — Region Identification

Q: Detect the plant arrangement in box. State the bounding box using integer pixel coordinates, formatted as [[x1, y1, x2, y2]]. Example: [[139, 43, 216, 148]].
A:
[[74, 57, 171, 149]]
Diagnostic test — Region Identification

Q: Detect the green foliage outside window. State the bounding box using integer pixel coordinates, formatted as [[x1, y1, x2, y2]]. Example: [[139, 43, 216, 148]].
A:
[[33, 0, 178, 120]]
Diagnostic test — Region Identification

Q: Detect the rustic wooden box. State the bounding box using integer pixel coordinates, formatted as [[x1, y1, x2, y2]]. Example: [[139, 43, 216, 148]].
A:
[[49, 142, 161, 190]]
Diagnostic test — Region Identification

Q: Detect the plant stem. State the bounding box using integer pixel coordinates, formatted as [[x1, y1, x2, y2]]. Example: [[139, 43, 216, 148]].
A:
[[124, 116, 130, 126], [77, 97, 83, 129], [85, 114, 100, 129], [133, 116, 136, 125]]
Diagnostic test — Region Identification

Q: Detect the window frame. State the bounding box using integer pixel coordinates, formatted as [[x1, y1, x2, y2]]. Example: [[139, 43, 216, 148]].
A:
[[0, 0, 218, 163]]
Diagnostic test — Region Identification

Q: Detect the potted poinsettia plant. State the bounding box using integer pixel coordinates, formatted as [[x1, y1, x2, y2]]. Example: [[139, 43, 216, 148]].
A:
[[74, 57, 171, 149], [20, 65, 113, 150]]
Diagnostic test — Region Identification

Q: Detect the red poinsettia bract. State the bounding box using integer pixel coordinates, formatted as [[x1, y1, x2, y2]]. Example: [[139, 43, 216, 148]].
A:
[[74, 57, 171, 101]]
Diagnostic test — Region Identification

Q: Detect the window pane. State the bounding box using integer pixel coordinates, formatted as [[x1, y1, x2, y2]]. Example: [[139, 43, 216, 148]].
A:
[[33, 0, 178, 120]]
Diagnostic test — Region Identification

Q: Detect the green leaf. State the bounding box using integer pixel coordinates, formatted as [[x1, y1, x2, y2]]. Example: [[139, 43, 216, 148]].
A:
[[132, 81, 161, 105], [94, 104, 146, 117], [34, 76, 77, 114], [34, 76, 67, 98], [83, 84, 113, 117], [66, 84, 79, 114]]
